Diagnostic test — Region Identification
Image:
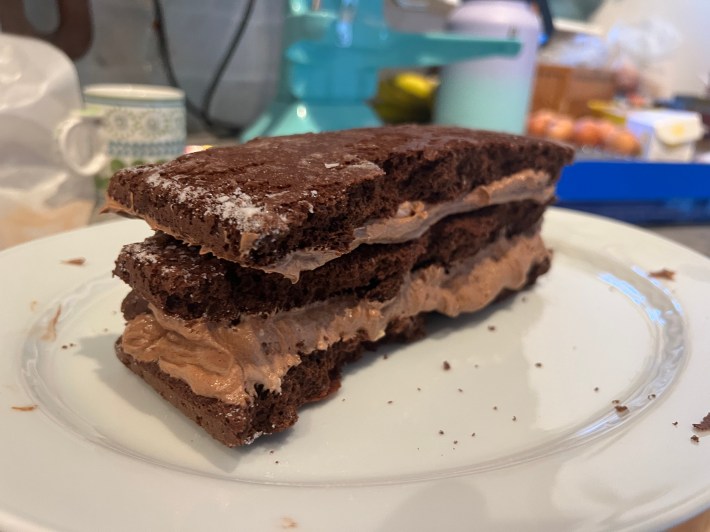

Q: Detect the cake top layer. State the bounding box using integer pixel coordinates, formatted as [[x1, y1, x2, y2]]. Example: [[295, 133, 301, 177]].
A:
[[106, 125, 573, 277]]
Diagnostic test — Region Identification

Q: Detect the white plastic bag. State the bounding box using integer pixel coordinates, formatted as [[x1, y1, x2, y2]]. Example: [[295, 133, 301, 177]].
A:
[[0, 33, 105, 249]]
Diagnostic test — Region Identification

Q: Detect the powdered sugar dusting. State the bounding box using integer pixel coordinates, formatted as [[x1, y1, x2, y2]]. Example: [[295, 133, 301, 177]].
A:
[[124, 243, 159, 264], [144, 168, 271, 232], [206, 188, 266, 231]]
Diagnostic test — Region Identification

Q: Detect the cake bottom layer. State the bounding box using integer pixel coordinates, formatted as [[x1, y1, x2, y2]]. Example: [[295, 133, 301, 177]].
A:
[[115, 315, 426, 447], [115, 259, 550, 447]]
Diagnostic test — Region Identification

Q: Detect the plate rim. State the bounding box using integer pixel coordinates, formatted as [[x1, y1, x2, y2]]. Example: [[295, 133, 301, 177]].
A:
[[1, 207, 709, 531]]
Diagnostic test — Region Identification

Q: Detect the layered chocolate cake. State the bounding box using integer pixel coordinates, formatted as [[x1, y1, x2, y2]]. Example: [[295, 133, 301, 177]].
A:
[[106, 125, 574, 446]]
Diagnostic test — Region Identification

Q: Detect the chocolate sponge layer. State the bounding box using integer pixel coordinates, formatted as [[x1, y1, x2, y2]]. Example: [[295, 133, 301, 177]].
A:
[[114, 200, 548, 322], [106, 125, 573, 267], [115, 311, 426, 447], [116, 254, 550, 447]]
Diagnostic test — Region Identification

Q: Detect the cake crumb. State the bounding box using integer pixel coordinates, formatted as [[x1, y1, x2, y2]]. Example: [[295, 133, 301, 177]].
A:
[[417, 387, 421, 392], [61, 344, 69, 350], [458, 388, 463, 393], [30, 300, 38, 312], [443, 361, 451, 371], [672, 421, 678, 426], [438, 430, 444, 435], [487, 325, 496, 331], [41, 305, 62, 341], [453, 440, 458, 445], [649, 268, 675, 280], [11, 405, 37, 412], [275, 460, 279, 464], [61, 257, 86, 266], [269, 450, 274, 454], [521, 296, 527, 302], [387, 400, 393, 404], [691, 435, 700, 444], [615, 405, 629, 414], [692, 412, 710, 431], [471, 432, 476, 437], [512, 416, 517, 421], [383, 354, 389, 360], [612, 399, 620, 405], [493, 406, 498, 411], [474, 364, 479, 369], [534, 362, 543, 368], [648, 394, 657, 400], [594, 387, 599, 392], [281, 517, 298, 529]]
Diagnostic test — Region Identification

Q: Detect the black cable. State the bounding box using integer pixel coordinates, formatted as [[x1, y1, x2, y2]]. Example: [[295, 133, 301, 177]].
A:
[[201, 0, 256, 132], [152, 0, 203, 120], [152, 0, 257, 136]]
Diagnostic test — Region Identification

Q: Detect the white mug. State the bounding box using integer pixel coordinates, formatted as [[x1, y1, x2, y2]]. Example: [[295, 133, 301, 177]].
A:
[[83, 84, 186, 204]]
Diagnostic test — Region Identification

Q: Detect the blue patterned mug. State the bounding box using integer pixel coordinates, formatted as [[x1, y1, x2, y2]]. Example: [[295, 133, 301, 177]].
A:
[[83, 84, 186, 206]]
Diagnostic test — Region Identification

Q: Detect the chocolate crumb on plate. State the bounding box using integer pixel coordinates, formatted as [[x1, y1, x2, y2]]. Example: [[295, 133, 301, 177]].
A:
[[649, 268, 675, 280], [458, 388, 463, 393], [439, 430, 444, 435], [11, 405, 37, 412], [487, 325, 496, 331], [387, 400, 393, 404], [594, 387, 599, 392], [534, 362, 543, 368], [40, 305, 62, 342], [648, 394, 657, 400], [281, 516, 298, 529], [61, 257, 86, 266], [471, 432, 476, 437], [512, 416, 517, 421], [614, 405, 629, 414], [443, 361, 451, 371], [673, 421, 679, 426], [612, 399, 620, 405], [692, 412, 710, 431], [691, 435, 700, 444]]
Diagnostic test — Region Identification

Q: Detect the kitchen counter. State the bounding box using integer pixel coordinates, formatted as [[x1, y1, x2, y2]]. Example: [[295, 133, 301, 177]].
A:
[[649, 225, 710, 256]]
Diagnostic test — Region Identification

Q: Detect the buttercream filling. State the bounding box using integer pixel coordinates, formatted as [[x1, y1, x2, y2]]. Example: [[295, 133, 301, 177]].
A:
[[105, 169, 552, 280], [262, 169, 553, 280], [121, 229, 550, 406]]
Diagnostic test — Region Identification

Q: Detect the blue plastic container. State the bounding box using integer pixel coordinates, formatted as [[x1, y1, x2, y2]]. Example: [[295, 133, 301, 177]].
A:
[[556, 161, 710, 224]]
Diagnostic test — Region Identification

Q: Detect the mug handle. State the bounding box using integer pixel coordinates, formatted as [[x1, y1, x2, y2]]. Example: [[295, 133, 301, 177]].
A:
[[56, 109, 108, 177]]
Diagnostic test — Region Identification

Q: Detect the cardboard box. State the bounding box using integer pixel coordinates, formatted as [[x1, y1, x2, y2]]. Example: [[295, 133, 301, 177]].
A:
[[531, 63, 615, 118], [626, 110, 704, 162]]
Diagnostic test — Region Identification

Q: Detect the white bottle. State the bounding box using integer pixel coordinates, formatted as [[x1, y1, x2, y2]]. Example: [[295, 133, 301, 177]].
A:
[[434, 0, 541, 134]]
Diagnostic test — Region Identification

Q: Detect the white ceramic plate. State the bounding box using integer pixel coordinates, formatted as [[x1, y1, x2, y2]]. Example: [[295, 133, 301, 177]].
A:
[[1, 208, 710, 532]]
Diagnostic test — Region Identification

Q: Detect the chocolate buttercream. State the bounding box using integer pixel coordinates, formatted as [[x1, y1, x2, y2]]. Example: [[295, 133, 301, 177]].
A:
[[121, 230, 549, 406]]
